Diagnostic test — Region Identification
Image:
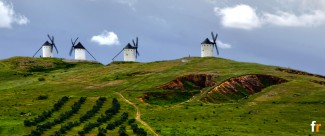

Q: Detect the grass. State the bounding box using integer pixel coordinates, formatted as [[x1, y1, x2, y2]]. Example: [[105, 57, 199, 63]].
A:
[[143, 90, 200, 106], [0, 56, 324, 135]]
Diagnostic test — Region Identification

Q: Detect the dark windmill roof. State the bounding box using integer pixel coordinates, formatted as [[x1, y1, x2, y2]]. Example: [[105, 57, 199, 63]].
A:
[[74, 42, 85, 49], [43, 41, 52, 46], [201, 38, 214, 44], [124, 43, 137, 49]]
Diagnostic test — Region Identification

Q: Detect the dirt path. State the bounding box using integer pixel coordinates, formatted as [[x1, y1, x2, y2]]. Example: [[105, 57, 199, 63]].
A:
[[116, 92, 159, 136]]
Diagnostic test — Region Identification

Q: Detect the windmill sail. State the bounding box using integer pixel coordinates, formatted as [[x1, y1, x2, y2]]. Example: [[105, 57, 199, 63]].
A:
[[211, 32, 219, 55], [70, 37, 79, 56], [132, 37, 140, 58], [32, 46, 43, 58], [32, 34, 57, 57], [112, 49, 124, 61], [85, 49, 96, 60], [112, 37, 140, 61]]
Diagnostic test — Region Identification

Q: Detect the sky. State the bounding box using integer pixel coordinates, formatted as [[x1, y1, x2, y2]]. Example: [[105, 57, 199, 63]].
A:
[[0, 0, 324, 75]]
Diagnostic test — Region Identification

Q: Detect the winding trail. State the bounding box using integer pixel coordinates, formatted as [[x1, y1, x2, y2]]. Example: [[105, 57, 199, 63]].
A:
[[116, 92, 159, 136]]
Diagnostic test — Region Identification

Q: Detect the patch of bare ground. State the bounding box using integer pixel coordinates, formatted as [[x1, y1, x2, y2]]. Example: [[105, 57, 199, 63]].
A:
[[201, 74, 287, 103]]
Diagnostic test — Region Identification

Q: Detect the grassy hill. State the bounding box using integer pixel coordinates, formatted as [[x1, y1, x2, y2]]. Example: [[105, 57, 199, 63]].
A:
[[0, 56, 324, 135]]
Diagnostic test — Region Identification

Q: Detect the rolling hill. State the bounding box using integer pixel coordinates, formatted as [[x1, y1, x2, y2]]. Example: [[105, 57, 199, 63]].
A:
[[0, 56, 324, 136]]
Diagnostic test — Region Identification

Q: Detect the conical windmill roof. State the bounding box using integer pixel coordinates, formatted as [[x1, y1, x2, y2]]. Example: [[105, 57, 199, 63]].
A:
[[43, 41, 52, 46], [74, 42, 85, 49], [124, 43, 137, 49], [201, 38, 214, 44]]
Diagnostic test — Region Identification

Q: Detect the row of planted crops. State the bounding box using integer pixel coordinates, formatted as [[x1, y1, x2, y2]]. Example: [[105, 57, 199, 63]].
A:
[[23, 96, 147, 136]]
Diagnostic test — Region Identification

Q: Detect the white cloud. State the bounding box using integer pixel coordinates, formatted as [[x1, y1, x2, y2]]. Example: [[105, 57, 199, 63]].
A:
[[263, 10, 325, 27], [217, 40, 231, 49], [277, 0, 325, 11], [215, 4, 262, 30], [116, 0, 137, 11], [91, 30, 120, 46], [0, 1, 29, 28], [215, 3, 325, 30]]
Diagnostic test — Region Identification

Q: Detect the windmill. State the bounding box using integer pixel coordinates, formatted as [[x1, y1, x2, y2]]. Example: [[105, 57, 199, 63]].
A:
[[33, 34, 58, 58], [69, 37, 96, 60], [201, 32, 219, 57], [112, 37, 139, 62]]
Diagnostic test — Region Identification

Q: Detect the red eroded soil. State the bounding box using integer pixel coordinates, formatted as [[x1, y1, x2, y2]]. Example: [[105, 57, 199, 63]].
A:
[[200, 74, 287, 103], [157, 74, 216, 91]]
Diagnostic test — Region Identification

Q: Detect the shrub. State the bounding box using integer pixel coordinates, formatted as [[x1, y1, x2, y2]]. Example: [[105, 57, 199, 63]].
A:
[[54, 97, 107, 135], [78, 98, 120, 135], [128, 120, 147, 136], [37, 94, 48, 100], [118, 125, 128, 136], [106, 112, 128, 130], [97, 127, 107, 136], [38, 77, 45, 81], [27, 97, 86, 135], [136, 128, 147, 136], [128, 119, 136, 125], [24, 96, 69, 127]]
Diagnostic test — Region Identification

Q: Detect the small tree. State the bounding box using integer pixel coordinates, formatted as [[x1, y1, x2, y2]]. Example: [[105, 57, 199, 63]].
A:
[[118, 125, 128, 136]]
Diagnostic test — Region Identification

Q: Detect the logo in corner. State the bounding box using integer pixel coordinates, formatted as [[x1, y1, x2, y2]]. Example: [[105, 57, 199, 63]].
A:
[[311, 121, 322, 132]]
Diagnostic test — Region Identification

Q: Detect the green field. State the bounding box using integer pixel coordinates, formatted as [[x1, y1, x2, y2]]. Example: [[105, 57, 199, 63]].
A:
[[0, 56, 324, 136]]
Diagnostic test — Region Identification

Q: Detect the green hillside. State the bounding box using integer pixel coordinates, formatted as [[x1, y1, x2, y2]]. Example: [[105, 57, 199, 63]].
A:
[[0, 56, 324, 136]]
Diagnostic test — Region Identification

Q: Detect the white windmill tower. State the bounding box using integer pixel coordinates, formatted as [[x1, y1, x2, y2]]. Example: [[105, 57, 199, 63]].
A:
[[201, 32, 219, 57], [69, 37, 96, 60], [112, 37, 140, 62], [33, 34, 58, 58]]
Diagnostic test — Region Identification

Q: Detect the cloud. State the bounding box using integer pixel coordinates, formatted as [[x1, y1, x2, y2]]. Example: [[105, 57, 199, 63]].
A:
[[215, 4, 262, 30], [263, 10, 325, 27], [91, 30, 120, 46], [115, 0, 137, 11], [217, 40, 231, 49], [215, 3, 325, 29], [0, 1, 29, 28]]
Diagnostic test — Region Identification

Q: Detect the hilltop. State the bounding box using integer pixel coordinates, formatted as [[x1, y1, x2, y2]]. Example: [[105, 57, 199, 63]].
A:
[[0, 56, 324, 135]]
